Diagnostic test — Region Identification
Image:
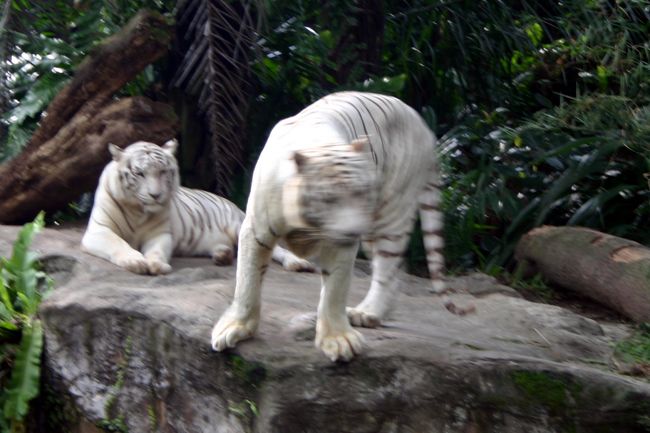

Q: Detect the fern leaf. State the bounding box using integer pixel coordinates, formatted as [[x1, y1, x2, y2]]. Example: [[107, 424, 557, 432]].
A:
[[0, 273, 14, 316], [3, 212, 44, 314], [0, 289, 14, 323], [3, 319, 43, 421], [7, 211, 44, 275]]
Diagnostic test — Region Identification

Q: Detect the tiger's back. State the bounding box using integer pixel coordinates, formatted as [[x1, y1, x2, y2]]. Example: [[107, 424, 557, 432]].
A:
[[301, 93, 436, 230], [170, 187, 244, 260], [256, 91, 443, 281]]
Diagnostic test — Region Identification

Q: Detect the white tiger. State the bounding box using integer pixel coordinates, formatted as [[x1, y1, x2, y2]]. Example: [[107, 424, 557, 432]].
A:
[[211, 91, 445, 362], [81, 140, 315, 275]]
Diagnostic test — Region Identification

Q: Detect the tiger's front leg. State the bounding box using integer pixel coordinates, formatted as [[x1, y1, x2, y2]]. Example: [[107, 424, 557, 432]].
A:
[[141, 231, 173, 275], [82, 228, 150, 275], [211, 218, 274, 351], [315, 241, 365, 362]]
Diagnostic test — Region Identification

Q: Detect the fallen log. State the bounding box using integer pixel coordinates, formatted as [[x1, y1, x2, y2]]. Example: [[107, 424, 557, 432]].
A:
[[515, 225, 650, 323], [25, 9, 171, 150], [0, 10, 175, 224], [0, 97, 178, 224]]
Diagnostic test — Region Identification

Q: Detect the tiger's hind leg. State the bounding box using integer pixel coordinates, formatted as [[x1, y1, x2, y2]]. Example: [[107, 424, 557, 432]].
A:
[[211, 244, 235, 266], [346, 222, 414, 328]]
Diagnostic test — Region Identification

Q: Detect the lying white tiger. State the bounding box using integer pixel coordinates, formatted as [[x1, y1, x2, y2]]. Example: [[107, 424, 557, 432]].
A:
[[81, 140, 314, 275], [211, 91, 444, 361]]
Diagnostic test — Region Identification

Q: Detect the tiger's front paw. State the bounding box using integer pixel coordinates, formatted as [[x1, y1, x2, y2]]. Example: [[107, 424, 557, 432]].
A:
[[283, 256, 316, 273], [211, 311, 259, 351], [346, 307, 381, 328], [315, 322, 365, 362], [147, 258, 172, 275], [115, 251, 149, 274]]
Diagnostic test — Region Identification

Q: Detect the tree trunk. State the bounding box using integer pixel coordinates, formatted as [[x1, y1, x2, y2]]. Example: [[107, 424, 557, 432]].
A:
[[25, 10, 172, 151], [0, 10, 175, 224], [515, 225, 650, 323], [0, 97, 178, 224]]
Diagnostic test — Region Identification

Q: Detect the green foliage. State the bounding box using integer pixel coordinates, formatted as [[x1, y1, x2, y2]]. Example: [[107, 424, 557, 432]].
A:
[[434, 1, 650, 271], [7, 0, 650, 277], [100, 332, 132, 432], [3, 320, 43, 422], [442, 109, 648, 270], [97, 416, 129, 433], [146, 404, 157, 432], [248, 0, 650, 274], [228, 399, 259, 419], [615, 323, 650, 365], [247, 1, 412, 164], [0, 0, 175, 163], [0, 212, 51, 433], [512, 370, 577, 413], [503, 270, 554, 302], [0, 212, 49, 329], [226, 354, 266, 388], [249, 1, 650, 276]]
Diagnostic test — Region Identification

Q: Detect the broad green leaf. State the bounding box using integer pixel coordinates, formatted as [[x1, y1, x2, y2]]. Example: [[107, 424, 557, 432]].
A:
[[8, 212, 44, 275], [567, 185, 638, 226], [1, 213, 45, 315], [16, 292, 39, 317], [3, 320, 43, 421], [0, 295, 13, 323], [0, 275, 14, 316], [0, 320, 19, 332], [525, 22, 543, 46]]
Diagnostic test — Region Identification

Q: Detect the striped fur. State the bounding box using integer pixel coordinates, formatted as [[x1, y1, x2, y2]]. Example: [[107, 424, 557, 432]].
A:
[[81, 140, 314, 275], [211, 91, 445, 362]]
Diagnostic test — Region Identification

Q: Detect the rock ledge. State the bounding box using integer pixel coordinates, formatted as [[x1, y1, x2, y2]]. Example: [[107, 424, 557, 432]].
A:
[[1, 225, 647, 433]]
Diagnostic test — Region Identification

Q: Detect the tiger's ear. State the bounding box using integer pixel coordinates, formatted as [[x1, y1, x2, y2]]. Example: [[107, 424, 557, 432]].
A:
[[293, 151, 308, 173], [350, 136, 370, 153], [108, 143, 123, 162], [162, 139, 178, 155]]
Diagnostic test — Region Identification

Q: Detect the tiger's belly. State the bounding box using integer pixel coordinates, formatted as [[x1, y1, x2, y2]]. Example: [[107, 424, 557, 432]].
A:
[[284, 230, 322, 258]]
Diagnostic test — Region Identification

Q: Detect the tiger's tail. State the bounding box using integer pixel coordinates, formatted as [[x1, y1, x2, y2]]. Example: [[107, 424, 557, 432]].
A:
[[418, 163, 446, 293]]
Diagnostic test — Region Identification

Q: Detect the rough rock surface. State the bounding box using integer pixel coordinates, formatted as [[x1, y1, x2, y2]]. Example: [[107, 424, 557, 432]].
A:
[[1, 225, 649, 432]]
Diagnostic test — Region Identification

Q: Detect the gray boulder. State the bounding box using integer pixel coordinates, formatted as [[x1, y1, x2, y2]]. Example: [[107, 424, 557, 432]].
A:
[[1, 225, 648, 432]]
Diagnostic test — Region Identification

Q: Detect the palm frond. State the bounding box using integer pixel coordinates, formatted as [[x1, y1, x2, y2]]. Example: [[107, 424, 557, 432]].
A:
[[173, 0, 259, 194]]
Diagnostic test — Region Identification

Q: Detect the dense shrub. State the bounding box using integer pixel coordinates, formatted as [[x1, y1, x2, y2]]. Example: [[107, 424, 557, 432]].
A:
[[3, 0, 650, 274]]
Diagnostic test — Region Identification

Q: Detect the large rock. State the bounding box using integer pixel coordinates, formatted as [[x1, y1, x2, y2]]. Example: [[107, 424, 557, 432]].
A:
[[2, 225, 648, 432]]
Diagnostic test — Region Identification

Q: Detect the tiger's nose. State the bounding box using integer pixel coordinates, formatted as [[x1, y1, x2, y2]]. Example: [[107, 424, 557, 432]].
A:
[[149, 192, 161, 200]]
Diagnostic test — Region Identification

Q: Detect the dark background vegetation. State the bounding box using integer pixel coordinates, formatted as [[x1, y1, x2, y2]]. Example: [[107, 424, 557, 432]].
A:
[[2, 2, 650, 430], [2, 0, 650, 276]]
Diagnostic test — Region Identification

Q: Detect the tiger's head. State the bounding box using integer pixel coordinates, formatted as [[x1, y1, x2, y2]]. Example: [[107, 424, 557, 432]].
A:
[[108, 139, 180, 213], [282, 137, 378, 244]]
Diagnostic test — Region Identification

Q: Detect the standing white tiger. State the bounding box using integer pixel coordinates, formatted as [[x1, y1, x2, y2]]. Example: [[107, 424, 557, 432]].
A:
[[211, 91, 444, 362], [81, 140, 314, 275]]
